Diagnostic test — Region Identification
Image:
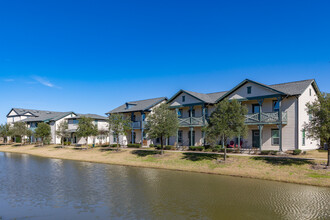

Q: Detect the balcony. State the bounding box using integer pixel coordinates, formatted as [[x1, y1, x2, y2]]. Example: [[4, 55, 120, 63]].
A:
[[245, 111, 287, 125], [178, 116, 206, 127], [131, 121, 141, 129]]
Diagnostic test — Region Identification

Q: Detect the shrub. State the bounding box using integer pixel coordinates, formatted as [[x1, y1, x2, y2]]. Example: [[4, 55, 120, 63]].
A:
[[149, 144, 154, 147], [164, 145, 175, 150], [260, 150, 278, 155], [127, 144, 141, 148], [189, 146, 204, 151], [293, 149, 302, 155]]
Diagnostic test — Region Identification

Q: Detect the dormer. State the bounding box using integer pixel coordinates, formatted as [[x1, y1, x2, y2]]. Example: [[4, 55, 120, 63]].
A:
[[125, 102, 137, 110]]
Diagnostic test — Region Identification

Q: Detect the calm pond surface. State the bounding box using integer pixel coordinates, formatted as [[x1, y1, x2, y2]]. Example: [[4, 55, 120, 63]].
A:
[[0, 152, 329, 220]]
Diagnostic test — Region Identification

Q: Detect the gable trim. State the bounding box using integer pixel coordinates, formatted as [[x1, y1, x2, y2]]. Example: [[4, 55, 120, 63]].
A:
[[167, 90, 206, 104], [216, 79, 286, 102]]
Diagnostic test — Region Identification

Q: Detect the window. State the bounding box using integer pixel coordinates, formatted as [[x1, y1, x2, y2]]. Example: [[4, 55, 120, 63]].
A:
[[309, 114, 312, 121], [271, 129, 279, 145], [204, 108, 208, 118], [182, 96, 185, 102], [73, 119, 79, 124], [177, 109, 182, 118], [273, 100, 279, 112], [156, 137, 160, 143], [309, 88, 311, 96], [302, 129, 305, 146], [113, 132, 117, 143], [189, 109, 195, 117], [131, 114, 136, 122], [143, 131, 146, 140], [252, 104, 260, 113], [178, 130, 182, 143], [247, 86, 252, 94]]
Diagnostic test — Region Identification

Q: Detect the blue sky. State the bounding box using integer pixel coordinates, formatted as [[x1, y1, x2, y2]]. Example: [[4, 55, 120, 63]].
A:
[[0, 0, 329, 123]]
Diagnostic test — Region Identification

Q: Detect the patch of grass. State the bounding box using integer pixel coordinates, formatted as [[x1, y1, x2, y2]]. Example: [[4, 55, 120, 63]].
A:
[[251, 157, 314, 166], [306, 173, 330, 179]]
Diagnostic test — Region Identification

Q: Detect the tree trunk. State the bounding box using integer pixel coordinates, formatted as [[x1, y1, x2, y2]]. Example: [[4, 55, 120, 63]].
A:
[[160, 136, 164, 155], [117, 137, 119, 152], [109, 132, 111, 147], [327, 142, 330, 167], [21, 135, 23, 146], [86, 137, 89, 148], [222, 135, 226, 161]]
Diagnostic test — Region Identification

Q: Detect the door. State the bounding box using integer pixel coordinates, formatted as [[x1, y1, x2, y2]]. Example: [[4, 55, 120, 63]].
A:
[[252, 104, 260, 113], [252, 130, 260, 148], [188, 130, 195, 146]]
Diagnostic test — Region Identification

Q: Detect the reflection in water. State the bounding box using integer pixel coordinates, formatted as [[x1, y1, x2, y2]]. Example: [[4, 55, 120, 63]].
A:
[[0, 152, 329, 220]]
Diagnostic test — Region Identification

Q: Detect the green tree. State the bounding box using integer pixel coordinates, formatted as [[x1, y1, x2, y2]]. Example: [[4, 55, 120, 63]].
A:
[[107, 114, 131, 151], [205, 99, 248, 161], [34, 122, 51, 146], [303, 93, 330, 166], [56, 121, 70, 146], [76, 117, 98, 147], [144, 103, 179, 155], [26, 129, 33, 144], [0, 124, 11, 144], [11, 122, 29, 145]]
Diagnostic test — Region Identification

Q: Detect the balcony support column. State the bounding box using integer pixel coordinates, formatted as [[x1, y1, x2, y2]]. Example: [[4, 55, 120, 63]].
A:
[[258, 125, 263, 151], [189, 106, 193, 124], [141, 112, 145, 148], [190, 127, 194, 146], [176, 108, 179, 147], [131, 112, 134, 144], [258, 99, 264, 122], [277, 96, 283, 152]]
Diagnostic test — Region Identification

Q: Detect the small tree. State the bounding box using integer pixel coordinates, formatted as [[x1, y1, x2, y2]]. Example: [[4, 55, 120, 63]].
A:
[[34, 122, 51, 146], [76, 117, 98, 147], [107, 114, 131, 151], [303, 93, 330, 166], [11, 122, 29, 145], [205, 99, 247, 161], [144, 103, 179, 155], [56, 121, 70, 146], [0, 124, 11, 144]]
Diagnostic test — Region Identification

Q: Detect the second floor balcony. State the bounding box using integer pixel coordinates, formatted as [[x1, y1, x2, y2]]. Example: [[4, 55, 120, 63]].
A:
[[179, 116, 206, 127], [245, 111, 287, 125]]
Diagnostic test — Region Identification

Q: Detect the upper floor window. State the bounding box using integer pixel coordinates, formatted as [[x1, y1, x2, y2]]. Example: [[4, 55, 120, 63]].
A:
[[131, 114, 136, 122], [273, 100, 279, 112], [182, 96, 185, 102], [252, 104, 260, 113], [73, 119, 79, 124], [309, 88, 312, 96], [247, 86, 252, 94], [177, 109, 182, 118], [204, 108, 208, 118], [189, 109, 195, 117]]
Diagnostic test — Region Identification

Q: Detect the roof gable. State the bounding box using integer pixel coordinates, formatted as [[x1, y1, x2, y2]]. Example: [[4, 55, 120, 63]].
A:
[[217, 79, 286, 102]]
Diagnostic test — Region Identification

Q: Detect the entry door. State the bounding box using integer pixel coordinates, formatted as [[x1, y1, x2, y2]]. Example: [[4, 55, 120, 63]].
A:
[[252, 130, 260, 148], [188, 130, 195, 146]]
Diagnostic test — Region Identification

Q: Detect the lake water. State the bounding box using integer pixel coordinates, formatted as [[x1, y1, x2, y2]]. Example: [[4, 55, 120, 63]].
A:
[[0, 152, 329, 220]]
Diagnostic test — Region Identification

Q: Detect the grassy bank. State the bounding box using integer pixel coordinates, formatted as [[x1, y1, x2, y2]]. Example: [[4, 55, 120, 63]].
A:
[[0, 144, 329, 187]]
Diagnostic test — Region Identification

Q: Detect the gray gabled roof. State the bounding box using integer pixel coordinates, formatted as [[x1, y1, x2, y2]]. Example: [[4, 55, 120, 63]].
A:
[[13, 108, 75, 123], [107, 97, 167, 114], [168, 90, 227, 104], [70, 113, 107, 120], [268, 79, 316, 96]]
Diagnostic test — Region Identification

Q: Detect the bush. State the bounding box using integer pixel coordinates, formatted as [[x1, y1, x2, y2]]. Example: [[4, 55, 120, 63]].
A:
[[127, 144, 141, 148], [164, 145, 175, 150], [293, 149, 302, 155], [149, 144, 154, 148], [260, 150, 278, 155], [189, 146, 204, 151]]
